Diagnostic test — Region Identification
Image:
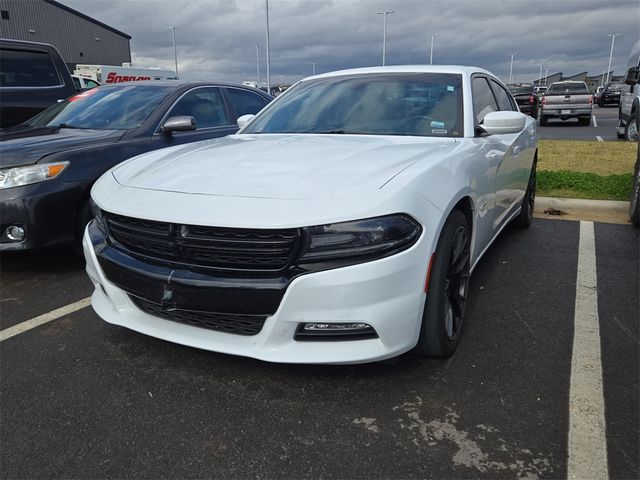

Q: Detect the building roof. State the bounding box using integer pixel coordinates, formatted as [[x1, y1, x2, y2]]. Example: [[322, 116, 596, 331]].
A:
[[45, 0, 131, 39]]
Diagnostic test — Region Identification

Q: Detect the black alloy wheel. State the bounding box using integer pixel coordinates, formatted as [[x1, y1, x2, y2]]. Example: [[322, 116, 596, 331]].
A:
[[416, 210, 471, 357], [512, 159, 537, 228]]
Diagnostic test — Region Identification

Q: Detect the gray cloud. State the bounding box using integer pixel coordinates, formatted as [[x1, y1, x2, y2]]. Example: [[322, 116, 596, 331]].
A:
[[64, 0, 640, 85]]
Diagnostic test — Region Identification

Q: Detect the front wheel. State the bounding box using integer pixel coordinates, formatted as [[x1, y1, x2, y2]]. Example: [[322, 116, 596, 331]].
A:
[[630, 147, 639, 227], [416, 210, 471, 358], [625, 116, 638, 141]]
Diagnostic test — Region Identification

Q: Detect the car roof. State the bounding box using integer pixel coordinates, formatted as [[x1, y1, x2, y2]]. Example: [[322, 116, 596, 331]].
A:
[[305, 65, 495, 81]]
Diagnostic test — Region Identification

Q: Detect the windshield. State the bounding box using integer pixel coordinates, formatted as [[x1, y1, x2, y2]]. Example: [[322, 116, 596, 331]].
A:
[[508, 84, 533, 95], [605, 83, 623, 92], [27, 84, 174, 130], [547, 83, 589, 95], [243, 73, 464, 137]]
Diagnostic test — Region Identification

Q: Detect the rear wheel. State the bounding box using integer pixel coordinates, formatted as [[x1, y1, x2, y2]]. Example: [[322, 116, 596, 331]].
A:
[[578, 117, 591, 126], [512, 160, 537, 228], [416, 210, 470, 358], [540, 117, 548, 126]]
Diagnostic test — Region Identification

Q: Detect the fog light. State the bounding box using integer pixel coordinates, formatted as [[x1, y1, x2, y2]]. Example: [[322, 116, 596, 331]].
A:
[[294, 322, 378, 341], [5, 225, 25, 241]]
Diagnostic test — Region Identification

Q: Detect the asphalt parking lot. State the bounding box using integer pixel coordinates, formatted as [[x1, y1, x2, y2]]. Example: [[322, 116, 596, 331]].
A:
[[540, 105, 621, 142], [0, 218, 638, 479]]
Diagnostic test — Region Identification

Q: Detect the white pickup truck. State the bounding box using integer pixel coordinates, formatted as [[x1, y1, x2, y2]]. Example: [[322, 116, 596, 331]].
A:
[[617, 39, 640, 141], [539, 81, 593, 126]]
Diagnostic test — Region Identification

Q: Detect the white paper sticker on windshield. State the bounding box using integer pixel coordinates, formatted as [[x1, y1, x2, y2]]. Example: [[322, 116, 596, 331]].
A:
[[447, 86, 455, 92], [432, 129, 448, 134], [430, 120, 445, 129]]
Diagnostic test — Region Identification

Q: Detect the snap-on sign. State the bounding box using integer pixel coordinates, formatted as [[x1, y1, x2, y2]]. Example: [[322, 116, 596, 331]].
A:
[[105, 72, 152, 83]]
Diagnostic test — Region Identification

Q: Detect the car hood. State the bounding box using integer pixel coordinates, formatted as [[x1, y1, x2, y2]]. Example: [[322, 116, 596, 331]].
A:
[[112, 134, 457, 200], [0, 126, 124, 168]]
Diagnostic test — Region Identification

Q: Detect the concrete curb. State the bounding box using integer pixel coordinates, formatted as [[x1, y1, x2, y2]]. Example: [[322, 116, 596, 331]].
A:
[[534, 196, 631, 225]]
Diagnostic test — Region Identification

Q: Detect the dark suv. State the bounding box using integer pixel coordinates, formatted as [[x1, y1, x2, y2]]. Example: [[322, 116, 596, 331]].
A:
[[0, 39, 77, 128], [598, 82, 624, 107]]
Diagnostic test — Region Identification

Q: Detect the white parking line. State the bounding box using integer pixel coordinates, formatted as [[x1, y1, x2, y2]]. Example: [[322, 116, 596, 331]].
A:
[[592, 115, 598, 127], [0, 297, 91, 342], [596, 136, 604, 142], [567, 221, 608, 480]]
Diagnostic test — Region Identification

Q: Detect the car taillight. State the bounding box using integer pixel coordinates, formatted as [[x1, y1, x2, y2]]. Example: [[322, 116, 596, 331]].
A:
[[529, 95, 535, 104], [589, 95, 593, 105], [541, 96, 546, 105]]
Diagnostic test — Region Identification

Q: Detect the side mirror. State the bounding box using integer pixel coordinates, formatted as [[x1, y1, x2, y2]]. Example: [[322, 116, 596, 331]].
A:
[[480, 111, 527, 135], [162, 116, 196, 134], [237, 114, 255, 129], [624, 66, 640, 86]]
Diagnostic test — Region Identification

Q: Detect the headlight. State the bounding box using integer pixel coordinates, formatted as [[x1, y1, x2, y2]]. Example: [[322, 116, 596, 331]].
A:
[[298, 214, 421, 264], [89, 198, 107, 234], [0, 161, 69, 189]]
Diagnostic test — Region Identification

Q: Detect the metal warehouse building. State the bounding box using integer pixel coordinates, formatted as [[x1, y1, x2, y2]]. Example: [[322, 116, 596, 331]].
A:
[[0, 0, 131, 69]]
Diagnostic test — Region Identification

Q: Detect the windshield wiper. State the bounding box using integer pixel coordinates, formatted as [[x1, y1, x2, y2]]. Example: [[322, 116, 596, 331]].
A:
[[57, 123, 88, 129]]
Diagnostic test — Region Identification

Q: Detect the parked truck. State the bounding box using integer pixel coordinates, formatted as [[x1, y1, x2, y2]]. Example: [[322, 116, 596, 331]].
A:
[[539, 81, 593, 126], [617, 39, 640, 141], [73, 64, 177, 84]]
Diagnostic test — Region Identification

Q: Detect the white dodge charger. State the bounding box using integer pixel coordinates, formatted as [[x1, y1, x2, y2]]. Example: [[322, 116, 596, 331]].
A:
[[84, 66, 538, 364]]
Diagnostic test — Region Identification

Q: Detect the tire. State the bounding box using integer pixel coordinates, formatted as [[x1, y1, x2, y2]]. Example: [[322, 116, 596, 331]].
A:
[[578, 117, 590, 126], [624, 116, 638, 141], [540, 117, 548, 126], [630, 147, 640, 227], [416, 210, 471, 358], [512, 159, 537, 229]]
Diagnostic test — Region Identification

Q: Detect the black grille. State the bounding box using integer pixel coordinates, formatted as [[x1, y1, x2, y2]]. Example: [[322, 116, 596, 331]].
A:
[[130, 296, 267, 336], [104, 213, 300, 271]]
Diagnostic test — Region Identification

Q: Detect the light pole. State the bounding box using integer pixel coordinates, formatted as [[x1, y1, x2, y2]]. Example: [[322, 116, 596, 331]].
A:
[[544, 68, 549, 85], [428, 34, 439, 65], [254, 45, 260, 86], [265, 0, 271, 94], [606, 33, 621, 84], [539, 64, 543, 86], [311, 62, 316, 75], [508, 53, 516, 84], [377, 10, 394, 66], [169, 26, 178, 79]]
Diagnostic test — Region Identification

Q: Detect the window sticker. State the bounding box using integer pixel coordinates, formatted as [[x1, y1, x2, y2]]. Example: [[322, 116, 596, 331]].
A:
[[432, 128, 448, 134], [447, 85, 455, 92], [430, 120, 445, 129]]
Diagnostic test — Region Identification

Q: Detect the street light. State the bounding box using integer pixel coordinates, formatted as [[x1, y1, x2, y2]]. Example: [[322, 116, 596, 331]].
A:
[[544, 68, 549, 85], [254, 45, 260, 86], [169, 26, 178, 79], [606, 33, 621, 84], [311, 62, 316, 75], [428, 34, 439, 65], [377, 10, 394, 66], [539, 64, 543, 86], [508, 53, 516, 84], [265, 0, 271, 94]]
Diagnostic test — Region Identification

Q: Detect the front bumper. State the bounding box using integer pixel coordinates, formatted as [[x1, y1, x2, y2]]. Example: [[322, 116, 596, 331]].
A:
[[83, 221, 430, 364], [0, 179, 83, 251]]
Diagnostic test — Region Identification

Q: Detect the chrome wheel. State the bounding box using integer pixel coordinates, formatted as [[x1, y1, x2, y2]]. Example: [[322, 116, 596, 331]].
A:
[[626, 118, 639, 142]]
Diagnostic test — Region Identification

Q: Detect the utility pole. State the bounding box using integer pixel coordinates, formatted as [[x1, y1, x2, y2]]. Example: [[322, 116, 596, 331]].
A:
[[265, 0, 271, 94], [508, 53, 516, 84], [429, 34, 439, 65], [544, 68, 549, 85], [606, 33, 621, 84], [539, 64, 543, 86], [255, 45, 260, 86], [169, 26, 178, 78], [311, 62, 316, 75], [377, 11, 394, 66]]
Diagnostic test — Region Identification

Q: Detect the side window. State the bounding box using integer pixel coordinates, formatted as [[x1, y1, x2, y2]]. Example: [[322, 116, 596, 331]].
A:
[[490, 80, 517, 111], [85, 80, 99, 88], [167, 88, 230, 129], [226, 88, 269, 117], [471, 77, 498, 125], [0, 48, 61, 87]]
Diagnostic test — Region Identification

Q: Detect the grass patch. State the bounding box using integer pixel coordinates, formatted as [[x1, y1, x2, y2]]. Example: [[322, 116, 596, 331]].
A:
[[538, 140, 636, 175], [537, 170, 633, 201]]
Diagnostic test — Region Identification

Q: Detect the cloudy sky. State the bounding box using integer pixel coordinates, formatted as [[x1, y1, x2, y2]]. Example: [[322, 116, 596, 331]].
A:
[[65, 0, 640, 85]]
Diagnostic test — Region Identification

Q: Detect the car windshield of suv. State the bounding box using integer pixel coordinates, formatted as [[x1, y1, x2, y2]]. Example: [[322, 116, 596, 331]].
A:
[[508, 85, 533, 95], [27, 84, 174, 130], [546, 83, 590, 95], [605, 83, 623, 92], [242, 73, 464, 137]]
